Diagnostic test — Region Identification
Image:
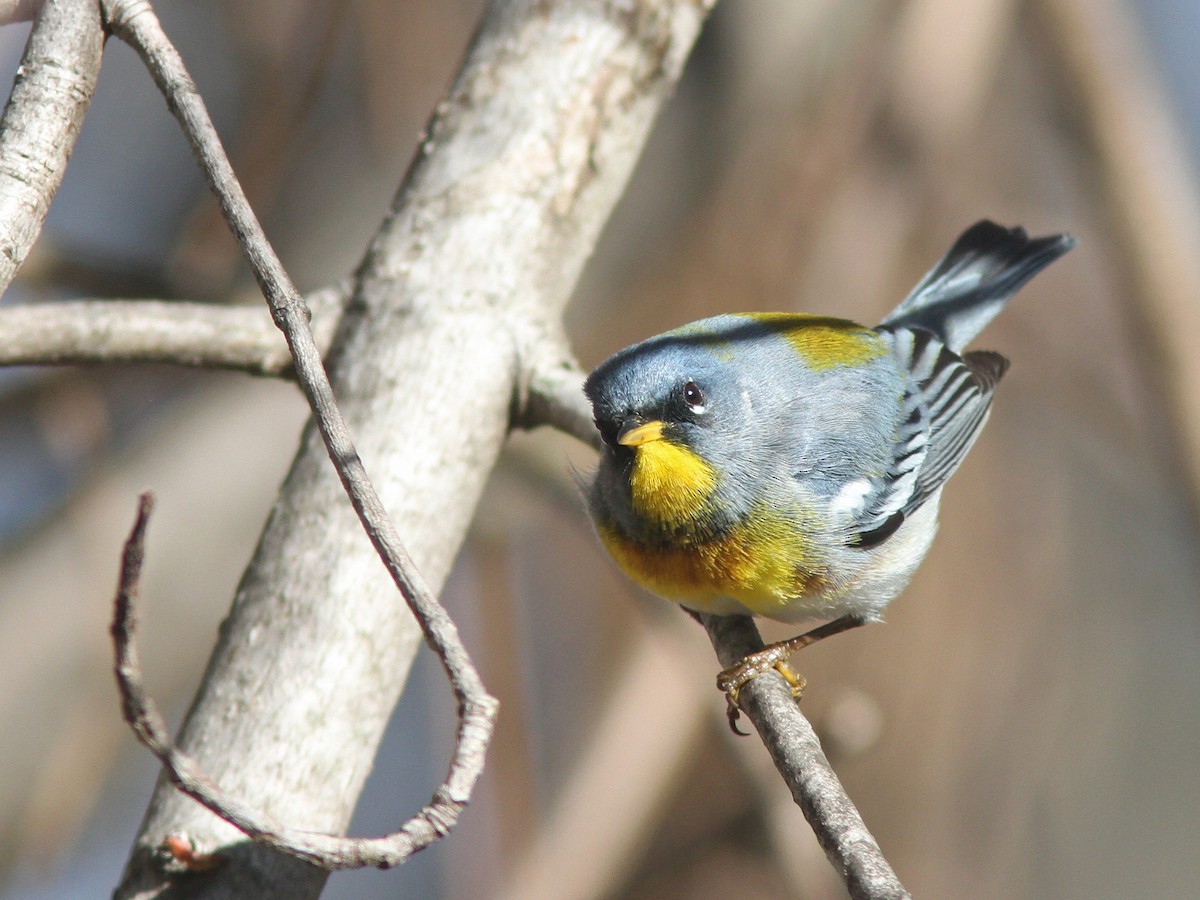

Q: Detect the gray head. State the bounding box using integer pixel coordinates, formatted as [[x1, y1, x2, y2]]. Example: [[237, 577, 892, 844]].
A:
[[584, 314, 906, 537]]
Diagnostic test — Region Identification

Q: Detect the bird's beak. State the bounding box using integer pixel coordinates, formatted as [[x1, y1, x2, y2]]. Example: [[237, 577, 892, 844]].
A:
[[617, 419, 665, 447]]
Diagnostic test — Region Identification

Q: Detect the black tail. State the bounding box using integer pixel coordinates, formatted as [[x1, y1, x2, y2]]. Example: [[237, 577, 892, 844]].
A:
[[880, 221, 1076, 353]]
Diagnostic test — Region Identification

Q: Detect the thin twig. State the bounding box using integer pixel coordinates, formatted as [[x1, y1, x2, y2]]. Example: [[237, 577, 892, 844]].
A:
[[111, 493, 489, 868], [0, 0, 103, 295], [0, 283, 347, 376], [700, 614, 910, 900], [102, 0, 497, 870]]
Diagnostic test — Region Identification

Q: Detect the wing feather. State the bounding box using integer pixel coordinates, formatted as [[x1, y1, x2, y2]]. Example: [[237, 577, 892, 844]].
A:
[[848, 329, 1007, 545]]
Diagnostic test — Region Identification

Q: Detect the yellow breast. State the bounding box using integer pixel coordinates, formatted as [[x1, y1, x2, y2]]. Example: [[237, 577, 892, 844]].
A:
[[606, 425, 828, 617], [598, 504, 826, 619]]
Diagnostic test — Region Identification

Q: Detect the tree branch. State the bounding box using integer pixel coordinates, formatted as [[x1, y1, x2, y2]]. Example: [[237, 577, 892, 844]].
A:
[[101, 0, 500, 885], [42, 0, 907, 897], [102, 0, 717, 897], [112, 492, 495, 869], [513, 340, 602, 450], [0, 1, 42, 25], [0, 0, 102, 295], [0, 283, 347, 376], [699, 614, 910, 900]]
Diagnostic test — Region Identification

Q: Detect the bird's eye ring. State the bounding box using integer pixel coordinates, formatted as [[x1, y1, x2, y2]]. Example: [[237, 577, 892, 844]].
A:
[[682, 381, 706, 413]]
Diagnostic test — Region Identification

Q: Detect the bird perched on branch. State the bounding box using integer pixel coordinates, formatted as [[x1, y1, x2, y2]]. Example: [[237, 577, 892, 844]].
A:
[[584, 221, 1075, 727]]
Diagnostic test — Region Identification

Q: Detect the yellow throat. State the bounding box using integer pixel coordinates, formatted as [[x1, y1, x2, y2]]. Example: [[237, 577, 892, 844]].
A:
[[618, 420, 717, 530]]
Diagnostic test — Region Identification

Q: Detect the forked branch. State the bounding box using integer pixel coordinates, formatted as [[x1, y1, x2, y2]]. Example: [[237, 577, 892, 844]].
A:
[[41, 0, 908, 894], [102, 0, 496, 872]]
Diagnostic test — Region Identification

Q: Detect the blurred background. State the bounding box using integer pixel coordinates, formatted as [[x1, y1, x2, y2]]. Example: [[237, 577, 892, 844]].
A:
[[2, 0, 1199, 897]]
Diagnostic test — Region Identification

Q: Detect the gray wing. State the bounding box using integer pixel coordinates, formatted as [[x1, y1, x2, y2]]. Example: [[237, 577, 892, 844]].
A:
[[849, 327, 1007, 548]]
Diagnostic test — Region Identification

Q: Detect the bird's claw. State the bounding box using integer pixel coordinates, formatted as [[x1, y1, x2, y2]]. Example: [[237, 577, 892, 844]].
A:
[[724, 689, 749, 735], [717, 648, 807, 735]]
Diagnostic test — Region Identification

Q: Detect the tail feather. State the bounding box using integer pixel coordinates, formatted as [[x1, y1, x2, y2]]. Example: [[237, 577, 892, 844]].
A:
[[880, 221, 1076, 353]]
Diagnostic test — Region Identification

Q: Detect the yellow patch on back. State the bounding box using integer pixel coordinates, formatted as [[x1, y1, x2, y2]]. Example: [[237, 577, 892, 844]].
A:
[[743, 312, 885, 370], [626, 437, 717, 529]]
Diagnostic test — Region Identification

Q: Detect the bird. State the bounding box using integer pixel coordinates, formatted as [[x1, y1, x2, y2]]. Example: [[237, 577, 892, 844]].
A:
[[583, 220, 1075, 726]]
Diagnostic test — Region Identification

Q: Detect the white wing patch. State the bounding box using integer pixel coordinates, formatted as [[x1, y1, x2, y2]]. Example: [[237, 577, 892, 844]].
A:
[[830, 477, 875, 517]]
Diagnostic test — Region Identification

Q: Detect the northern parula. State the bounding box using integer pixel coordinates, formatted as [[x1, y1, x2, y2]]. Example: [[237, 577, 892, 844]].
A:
[[584, 221, 1075, 716]]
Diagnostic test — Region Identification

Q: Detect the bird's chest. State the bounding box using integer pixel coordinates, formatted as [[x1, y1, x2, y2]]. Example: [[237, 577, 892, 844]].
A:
[[598, 497, 827, 618]]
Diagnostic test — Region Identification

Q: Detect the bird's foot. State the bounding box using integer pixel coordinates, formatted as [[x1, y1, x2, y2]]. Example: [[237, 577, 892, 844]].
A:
[[714, 613, 868, 735], [717, 646, 806, 734]]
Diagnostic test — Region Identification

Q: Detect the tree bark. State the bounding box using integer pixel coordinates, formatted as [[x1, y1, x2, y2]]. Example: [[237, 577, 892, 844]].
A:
[[0, 0, 102, 294], [115, 1, 714, 897]]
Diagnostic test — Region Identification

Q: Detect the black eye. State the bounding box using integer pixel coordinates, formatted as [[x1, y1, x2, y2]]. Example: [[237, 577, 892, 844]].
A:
[[682, 381, 706, 413]]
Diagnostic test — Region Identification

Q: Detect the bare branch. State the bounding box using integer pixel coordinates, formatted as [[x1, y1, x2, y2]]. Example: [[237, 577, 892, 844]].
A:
[[699, 613, 911, 900], [514, 348, 601, 451], [1, 0, 909, 893], [0, 283, 347, 376], [0, 0, 102, 295], [97, 0, 718, 895], [103, 0, 497, 874], [73, 1, 912, 892], [111, 493, 497, 869]]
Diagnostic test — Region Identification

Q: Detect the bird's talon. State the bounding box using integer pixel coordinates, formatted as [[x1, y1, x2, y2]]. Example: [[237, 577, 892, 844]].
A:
[[718, 648, 810, 734], [720, 676, 748, 735], [717, 645, 789, 696], [724, 691, 749, 735]]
